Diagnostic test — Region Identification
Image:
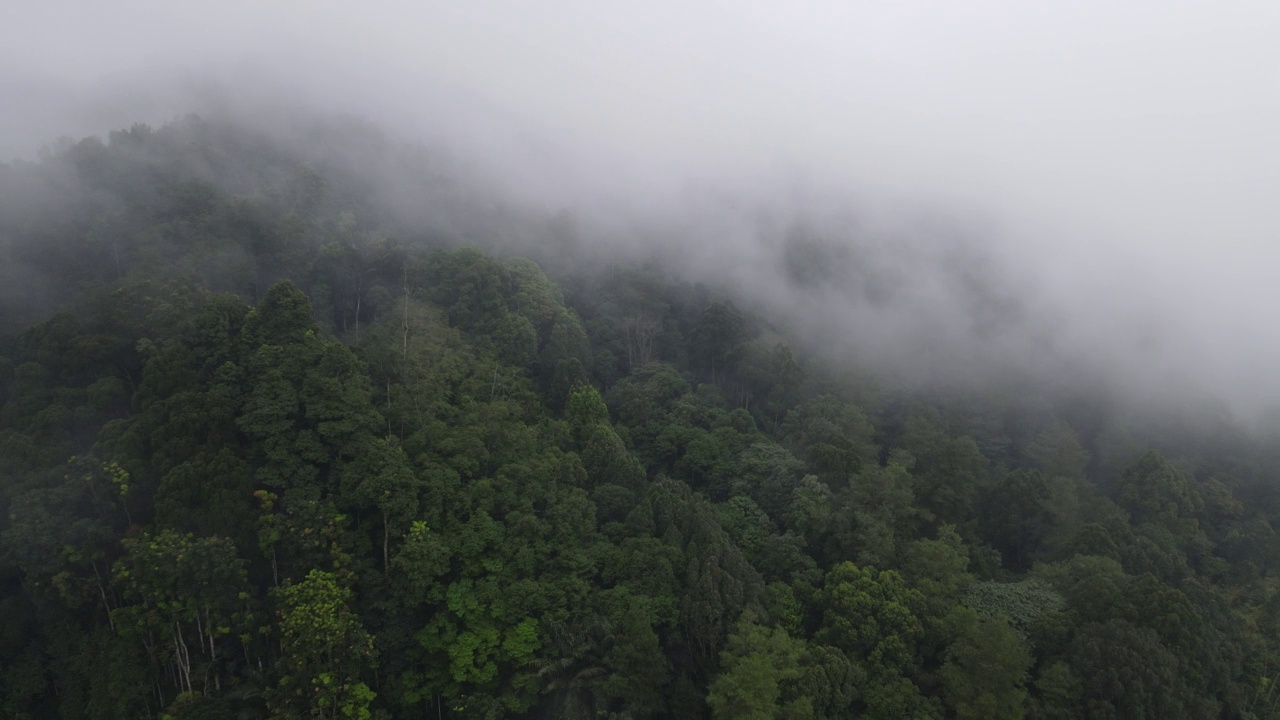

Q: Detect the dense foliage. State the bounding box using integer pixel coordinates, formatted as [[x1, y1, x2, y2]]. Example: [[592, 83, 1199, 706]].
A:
[[3, 116, 1280, 719]]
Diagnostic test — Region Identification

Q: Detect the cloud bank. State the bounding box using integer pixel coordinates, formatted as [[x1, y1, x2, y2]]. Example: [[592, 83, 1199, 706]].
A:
[[4, 1, 1280, 417]]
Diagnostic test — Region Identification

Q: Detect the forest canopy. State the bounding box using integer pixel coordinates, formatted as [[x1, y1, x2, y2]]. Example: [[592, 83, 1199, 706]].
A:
[[2, 115, 1280, 720]]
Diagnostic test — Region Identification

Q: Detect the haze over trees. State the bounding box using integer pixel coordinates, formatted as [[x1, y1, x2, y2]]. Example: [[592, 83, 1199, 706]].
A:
[[3, 112, 1280, 720]]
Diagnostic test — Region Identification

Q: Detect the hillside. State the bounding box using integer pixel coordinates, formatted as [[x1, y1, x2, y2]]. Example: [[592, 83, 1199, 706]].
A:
[[2, 116, 1279, 720]]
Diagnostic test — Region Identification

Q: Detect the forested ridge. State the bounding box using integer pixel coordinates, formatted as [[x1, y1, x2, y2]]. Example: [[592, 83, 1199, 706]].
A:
[[3, 116, 1280, 720]]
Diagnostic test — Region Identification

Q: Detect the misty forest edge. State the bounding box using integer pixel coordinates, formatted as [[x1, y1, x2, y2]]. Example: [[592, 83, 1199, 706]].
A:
[[2, 115, 1279, 720]]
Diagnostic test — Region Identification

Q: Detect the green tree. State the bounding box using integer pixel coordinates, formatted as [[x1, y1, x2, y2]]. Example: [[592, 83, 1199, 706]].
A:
[[982, 469, 1055, 570], [780, 395, 877, 485], [112, 530, 254, 701], [690, 301, 749, 385], [899, 415, 989, 527], [940, 608, 1032, 720], [340, 437, 419, 570], [707, 619, 811, 720], [1068, 619, 1200, 720], [271, 569, 376, 720], [1115, 450, 1204, 529], [899, 524, 975, 624], [830, 453, 923, 567], [816, 562, 925, 679]]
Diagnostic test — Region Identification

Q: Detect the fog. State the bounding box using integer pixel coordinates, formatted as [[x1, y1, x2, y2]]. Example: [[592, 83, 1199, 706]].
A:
[[5, 1, 1280, 418]]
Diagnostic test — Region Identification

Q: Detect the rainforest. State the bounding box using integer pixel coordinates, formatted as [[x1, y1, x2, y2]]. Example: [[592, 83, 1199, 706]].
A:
[[1, 109, 1279, 720]]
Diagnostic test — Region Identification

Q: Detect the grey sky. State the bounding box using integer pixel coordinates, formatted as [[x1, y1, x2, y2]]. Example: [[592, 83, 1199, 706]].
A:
[[5, 1, 1280, 414]]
